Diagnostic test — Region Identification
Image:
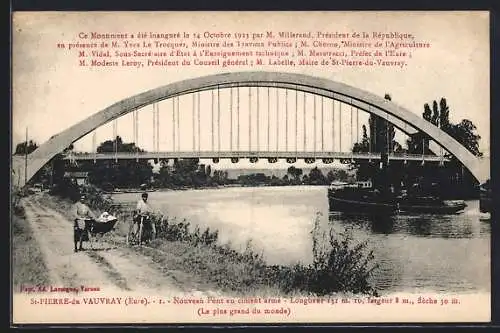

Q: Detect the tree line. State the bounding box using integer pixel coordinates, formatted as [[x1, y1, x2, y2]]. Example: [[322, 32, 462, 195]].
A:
[[77, 147, 352, 189], [18, 135, 352, 191]]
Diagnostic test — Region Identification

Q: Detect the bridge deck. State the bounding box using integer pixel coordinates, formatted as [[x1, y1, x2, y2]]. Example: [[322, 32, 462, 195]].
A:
[[64, 151, 449, 162]]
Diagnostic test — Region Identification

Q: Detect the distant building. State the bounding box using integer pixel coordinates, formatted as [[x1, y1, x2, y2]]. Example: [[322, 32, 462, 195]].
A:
[[356, 180, 373, 188], [330, 180, 372, 190], [329, 181, 349, 190], [63, 171, 89, 186]]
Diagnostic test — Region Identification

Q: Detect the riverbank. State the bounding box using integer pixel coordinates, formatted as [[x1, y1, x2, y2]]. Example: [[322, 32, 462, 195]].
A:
[[103, 183, 325, 194], [104, 182, 481, 201], [104, 184, 245, 194], [43, 186, 380, 297]]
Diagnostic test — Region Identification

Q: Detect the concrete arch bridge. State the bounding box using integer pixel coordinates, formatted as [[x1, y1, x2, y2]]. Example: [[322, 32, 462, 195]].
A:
[[11, 71, 490, 188]]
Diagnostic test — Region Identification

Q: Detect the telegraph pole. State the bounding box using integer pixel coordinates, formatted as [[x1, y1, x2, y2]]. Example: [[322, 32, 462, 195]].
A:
[[24, 127, 28, 187]]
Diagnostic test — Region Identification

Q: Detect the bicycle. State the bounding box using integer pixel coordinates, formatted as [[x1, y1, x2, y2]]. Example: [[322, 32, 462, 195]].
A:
[[127, 214, 154, 246]]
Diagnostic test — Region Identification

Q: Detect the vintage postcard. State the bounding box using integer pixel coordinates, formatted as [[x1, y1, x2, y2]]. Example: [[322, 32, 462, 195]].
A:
[[11, 11, 491, 324]]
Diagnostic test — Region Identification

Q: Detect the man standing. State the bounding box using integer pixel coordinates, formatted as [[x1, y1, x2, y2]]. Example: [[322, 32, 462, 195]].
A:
[[73, 194, 97, 252], [133, 192, 156, 242]]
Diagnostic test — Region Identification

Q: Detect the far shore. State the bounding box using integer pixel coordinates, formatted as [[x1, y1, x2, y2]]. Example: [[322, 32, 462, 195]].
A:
[[103, 183, 331, 194]]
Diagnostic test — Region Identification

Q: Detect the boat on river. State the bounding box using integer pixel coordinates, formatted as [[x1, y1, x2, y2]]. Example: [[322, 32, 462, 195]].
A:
[[328, 183, 467, 215], [328, 187, 396, 214], [397, 196, 467, 214]]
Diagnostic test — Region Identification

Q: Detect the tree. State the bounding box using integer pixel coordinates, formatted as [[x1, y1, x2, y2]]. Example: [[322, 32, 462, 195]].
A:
[[324, 169, 351, 183], [352, 94, 399, 183], [368, 94, 396, 154], [15, 140, 38, 155], [287, 166, 303, 181], [169, 158, 200, 186], [174, 158, 200, 174], [369, 116, 391, 153], [237, 173, 268, 186], [405, 98, 483, 198], [423, 103, 432, 122], [302, 174, 309, 183], [89, 136, 152, 188], [431, 100, 440, 127], [30, 163, 52, 186], [439, 98, 450, 131], [406, 132, 430, 155], [352, 125, 370, 153], [96, 136, 142, 153], [308, 167, 327, 185], [408, 98, 482, 157], [157, 162, 173, 187], [211, 169, 229, 185], [408, 97, 453, 154], [447, 119, 483, 157], [326, 170, 336, 183]]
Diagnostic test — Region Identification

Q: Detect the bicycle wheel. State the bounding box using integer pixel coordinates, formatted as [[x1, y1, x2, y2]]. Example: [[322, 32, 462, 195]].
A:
[[144, 220, 152, 244], [126, 221, 135, 246], [138, 220, 144, 246]]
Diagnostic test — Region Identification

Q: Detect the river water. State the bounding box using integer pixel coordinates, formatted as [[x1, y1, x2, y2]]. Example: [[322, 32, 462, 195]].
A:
[[112, 186, 491, 294]]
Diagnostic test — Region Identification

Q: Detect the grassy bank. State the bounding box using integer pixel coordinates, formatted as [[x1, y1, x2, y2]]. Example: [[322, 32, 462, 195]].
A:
[[12, 203, 51, 291], [47, 185, 380, 297]]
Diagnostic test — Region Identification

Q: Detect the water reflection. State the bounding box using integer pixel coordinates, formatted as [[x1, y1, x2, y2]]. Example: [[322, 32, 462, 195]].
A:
[[405, 216, 433, 237], [327, 201, 490, 292], [330, 212, 396, 235], [329, 208, 489, 239], [370, 215, 396, 234]]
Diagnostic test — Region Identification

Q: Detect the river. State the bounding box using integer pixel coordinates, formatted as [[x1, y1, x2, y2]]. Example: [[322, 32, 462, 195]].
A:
[[112, 186, 491, 294]]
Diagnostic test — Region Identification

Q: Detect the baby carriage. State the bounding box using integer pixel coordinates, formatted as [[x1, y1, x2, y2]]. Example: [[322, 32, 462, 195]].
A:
[[74, 212, 119, 252]]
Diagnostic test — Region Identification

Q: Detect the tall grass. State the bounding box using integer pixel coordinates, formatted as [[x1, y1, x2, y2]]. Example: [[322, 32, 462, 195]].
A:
[[12, 200, 50, 290], [11, 188, 26, 217]]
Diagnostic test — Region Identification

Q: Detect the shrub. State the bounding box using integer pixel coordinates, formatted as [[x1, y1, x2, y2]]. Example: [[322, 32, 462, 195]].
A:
[[155, 216, 219, 246], [284, 213, 379, 296], [49, 178, 81, 202]]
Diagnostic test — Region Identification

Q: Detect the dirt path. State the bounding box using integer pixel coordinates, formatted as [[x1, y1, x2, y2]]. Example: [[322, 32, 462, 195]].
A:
[[21, 194, 213, 297]]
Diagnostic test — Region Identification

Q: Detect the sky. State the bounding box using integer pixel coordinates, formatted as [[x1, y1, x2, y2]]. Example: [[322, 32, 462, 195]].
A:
[[12, 11, 490, 170]]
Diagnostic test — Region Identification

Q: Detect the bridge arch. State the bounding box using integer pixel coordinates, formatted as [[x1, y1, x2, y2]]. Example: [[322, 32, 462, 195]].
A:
[[12, 71, 489, 187]]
